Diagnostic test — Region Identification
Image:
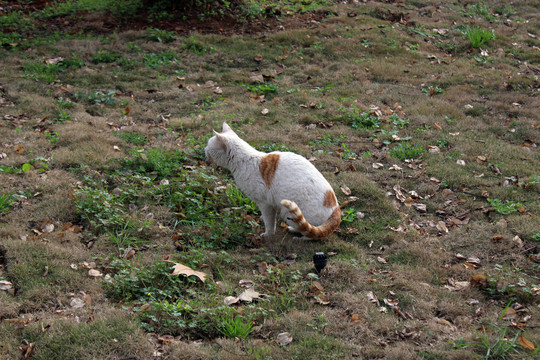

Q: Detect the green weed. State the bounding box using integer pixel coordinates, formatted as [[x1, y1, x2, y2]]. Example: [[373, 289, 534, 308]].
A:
[[142, 51, 177, 68], [38, 0, 144, 18], [389, 114, 409, 127], [53, 110, 72, 123], [487, 199, 522, 215], [45, 131, 59, 143], [463, 26, 495, 48], [181, 36, 213, 54], [339, 106, 381, 129], [121, 148, 187, 179], [341, 208, 356, 224], [0, 192, 15, 213], [339, 143, 357, 160], [422, 85, 445, 96], [114, 132, 149, 146], [389, 142, 425, 161], [74, 183, 149, 236], [91, 50, 121, 64], [309, 134, 346, 147], [22, 62, 61, 82], [217, 311, 254, 338], [74, 90, 116, 105], [246, 83, 278, 96], [146, 27, 176, 43]]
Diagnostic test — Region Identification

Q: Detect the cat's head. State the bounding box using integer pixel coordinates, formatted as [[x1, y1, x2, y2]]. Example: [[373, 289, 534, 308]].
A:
[[204, 122, 235, 168]]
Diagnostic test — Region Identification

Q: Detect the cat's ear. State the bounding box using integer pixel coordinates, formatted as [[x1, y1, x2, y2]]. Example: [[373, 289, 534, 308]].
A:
[[222, 122, 233, 133], [213, 130, 228, 149]]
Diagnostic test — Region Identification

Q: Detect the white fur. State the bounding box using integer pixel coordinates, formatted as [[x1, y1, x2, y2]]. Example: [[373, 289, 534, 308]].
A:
[[205, 123, 336, 239]]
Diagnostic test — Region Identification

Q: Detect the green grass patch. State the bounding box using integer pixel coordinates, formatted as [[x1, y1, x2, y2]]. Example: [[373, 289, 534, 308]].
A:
[[389, 142, 425, 161]]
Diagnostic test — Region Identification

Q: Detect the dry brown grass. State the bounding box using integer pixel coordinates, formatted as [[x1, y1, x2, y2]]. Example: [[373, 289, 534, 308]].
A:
[[1, 0, 539, 359]]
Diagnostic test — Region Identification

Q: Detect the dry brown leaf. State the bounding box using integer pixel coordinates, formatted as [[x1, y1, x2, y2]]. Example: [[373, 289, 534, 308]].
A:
[[0, 280, 13, 291], [351, 314, 363, 324], [70, 297, 85, 308], [517, 336, 536, 351], [249, 74, 264, 83], [502, 307, 518, 320], [377, 256, 388, 264], [238, 287, 263, 302], [444, 278, 470, 291], [88, 269, 102, 277], [277, 332, 293, 346], [308, 281, 329, 305], [239, 279, 254, 288], [372, 162, 384, 169], [14, 144, 25, 154], [340, 185, 351, 196], [367, 291, 380, 307], [254, 54, 263, 62], [470, 274, 488, 288], [167, 261, 208, 282], [412, 203, 427, 212], [224, 296, 240, 306]]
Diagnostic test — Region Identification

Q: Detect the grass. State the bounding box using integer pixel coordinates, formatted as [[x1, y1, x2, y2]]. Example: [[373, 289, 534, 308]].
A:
[[0, 1, 539, 359], [463, 26, 496, 48]]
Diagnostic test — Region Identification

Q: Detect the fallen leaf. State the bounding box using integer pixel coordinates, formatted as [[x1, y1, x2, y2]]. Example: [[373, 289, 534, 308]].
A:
[[308, 281, 329, 305], [224, 296, 239, 306], [444, 278, 470, 291], [456, 159, 466, 166], [377, 256, 388, 264], [44, 56, 64, 65], [249, 74, 264, 83], [238, 287, 263, 302], [351, 314, 363, 324], [88, 269, 102, 277], [517, 336, 536, 351], [502, 307, 518, 320], [412, 203, 427, 212], [389, 164, 402, 171], [476, 155, 487, 165], [277, 332, 293, 346], [470, 274, 488, 288], [70, 297, 85, 308], [436, 221, 448, 233], [340, 185, 351, 196], [383, 298, 399, 307], [372, 162, 384, 169], [42, 223, 54, 233], [14, 144, 25, 154], [239, 279, 254, 288], [367, 291, 380, 307], [254, 54, 263, 62], [167, 261, 208, 282], [261, 108, 269, 115], [0, 280, 13, 291]]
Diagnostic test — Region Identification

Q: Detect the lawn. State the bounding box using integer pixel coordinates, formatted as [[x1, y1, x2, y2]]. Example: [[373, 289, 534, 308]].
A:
[[0, 0, 539, 359]]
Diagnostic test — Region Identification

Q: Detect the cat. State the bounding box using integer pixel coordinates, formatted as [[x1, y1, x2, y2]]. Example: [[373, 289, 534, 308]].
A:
[[204, 123, 341, 240]]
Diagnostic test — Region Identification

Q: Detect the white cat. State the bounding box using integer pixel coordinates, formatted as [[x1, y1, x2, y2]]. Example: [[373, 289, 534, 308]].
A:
[[204, 123, 341, 240]]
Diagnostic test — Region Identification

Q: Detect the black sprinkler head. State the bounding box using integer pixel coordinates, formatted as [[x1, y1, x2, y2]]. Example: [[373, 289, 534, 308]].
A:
[[313, 252, 328, 273]]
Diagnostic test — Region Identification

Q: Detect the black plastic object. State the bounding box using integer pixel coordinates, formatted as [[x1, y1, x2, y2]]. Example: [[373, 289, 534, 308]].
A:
[[313, 252, 328, 273]]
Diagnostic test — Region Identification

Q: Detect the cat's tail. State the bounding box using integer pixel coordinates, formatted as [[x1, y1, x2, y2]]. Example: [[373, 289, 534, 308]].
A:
[[280, 200, 341, 239]]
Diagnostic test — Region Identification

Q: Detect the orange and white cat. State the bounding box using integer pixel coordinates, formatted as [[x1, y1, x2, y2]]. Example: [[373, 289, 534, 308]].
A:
[[205, 123, 340, 240]]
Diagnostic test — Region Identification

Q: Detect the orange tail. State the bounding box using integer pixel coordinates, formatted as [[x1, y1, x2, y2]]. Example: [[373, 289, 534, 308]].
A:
[[281, 200, 341, 239]]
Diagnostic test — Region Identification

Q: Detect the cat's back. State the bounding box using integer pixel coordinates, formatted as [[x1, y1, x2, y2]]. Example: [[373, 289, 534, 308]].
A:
[[265, 151, 330, 186]]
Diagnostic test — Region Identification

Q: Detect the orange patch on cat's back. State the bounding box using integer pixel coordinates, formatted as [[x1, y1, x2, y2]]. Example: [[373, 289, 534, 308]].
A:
[[323, 189, 338, 208], [260, 153, 280, 188]]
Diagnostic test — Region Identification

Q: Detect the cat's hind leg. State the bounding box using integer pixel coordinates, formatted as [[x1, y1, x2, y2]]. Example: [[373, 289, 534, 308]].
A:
[[259, 204, 277, 239]]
